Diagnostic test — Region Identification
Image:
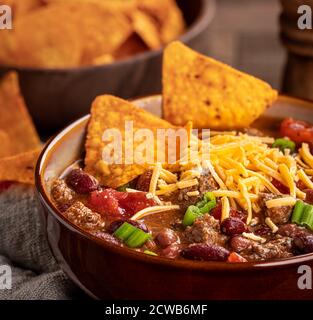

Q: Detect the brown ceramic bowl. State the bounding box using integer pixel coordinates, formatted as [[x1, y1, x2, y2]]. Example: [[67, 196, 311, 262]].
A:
[[0, 0, 215, 135], [35, 95, 313, 300]]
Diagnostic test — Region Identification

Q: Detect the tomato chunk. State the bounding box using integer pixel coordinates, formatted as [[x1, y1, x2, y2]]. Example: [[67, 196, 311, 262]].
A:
[[280, 118, 313, 144], [89, 189, 156, 218], [227, 252, 247, 263]]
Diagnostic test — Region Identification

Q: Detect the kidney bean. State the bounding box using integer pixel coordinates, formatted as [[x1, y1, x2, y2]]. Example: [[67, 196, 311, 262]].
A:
[[229, 236, 251, 253], [220, 217, 246, 236], [293, 234, 313, 254], [66, 168, 99, 194], [136, 170, 153, 192], [161, 244, 181, 259], [181, 243, 229, 261], [155, 228, 179, 248], [254, 225, 272, 237], [106, 219, 148, 234]]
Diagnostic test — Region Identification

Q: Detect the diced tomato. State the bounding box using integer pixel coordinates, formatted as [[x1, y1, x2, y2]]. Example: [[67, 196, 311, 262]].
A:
[[88, 189, 156, 219], [0, 181, 13, 193], [272, 178, 290, 194], [211, 203, 222, 220], [280, 118, 313, 144], [305, 189, 313, 205], [227, 252, 247, 263]]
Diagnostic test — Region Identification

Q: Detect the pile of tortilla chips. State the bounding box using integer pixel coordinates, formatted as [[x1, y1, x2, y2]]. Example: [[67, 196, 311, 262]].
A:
[[0, 72, 41, 185], [0, 0, 185, 68], [85, 41, 279, 188]]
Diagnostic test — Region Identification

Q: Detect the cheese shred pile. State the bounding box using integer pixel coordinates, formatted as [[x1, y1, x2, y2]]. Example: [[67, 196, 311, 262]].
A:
[[144, 132, 313, 226]]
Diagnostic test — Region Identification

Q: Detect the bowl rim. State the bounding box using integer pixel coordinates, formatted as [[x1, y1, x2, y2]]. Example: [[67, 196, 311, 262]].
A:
[[35, 93, 313, 272], [0, 0, 216, 74]]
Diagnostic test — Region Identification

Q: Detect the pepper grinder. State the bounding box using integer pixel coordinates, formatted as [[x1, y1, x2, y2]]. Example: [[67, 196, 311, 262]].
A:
[[280, 0, 313, 100]]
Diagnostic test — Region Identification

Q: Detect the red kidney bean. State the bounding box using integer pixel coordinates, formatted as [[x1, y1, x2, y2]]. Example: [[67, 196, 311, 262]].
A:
[[293, 234, 313, 254], [305, 189, 313, 205], [229, 236, 251, 253], [220, 217, 246, 236], [155, 228, 179, 248], [106, 219, 148, 234], [136, 170, 153, 192], [181, 243, 229, 261], [66, 168, 99, 194], [161, 244, 181, 259]]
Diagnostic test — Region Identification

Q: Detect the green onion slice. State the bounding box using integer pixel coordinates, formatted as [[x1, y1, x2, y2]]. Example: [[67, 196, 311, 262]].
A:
[[272, 138, 296, 153], [291, 201, 313, 231], [204, 192, 216, 203], [183, 205, 201, 226], [113, 222, 137, 241], [126, 229, 151, 248], [144, 250, 158, 256], [199, 200, 217, 214]]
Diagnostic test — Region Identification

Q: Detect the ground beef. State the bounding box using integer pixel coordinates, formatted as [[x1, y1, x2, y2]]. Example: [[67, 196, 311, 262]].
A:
[[91, 231, 122, 246], [161, 172, 218, 211], [278, 223, 310, 238], [230, 235, 293, 261], [259, 193, 293, 224], [183, 214, 227, 246], [51, 179, 75, 211], [63, 201, 105, 232]]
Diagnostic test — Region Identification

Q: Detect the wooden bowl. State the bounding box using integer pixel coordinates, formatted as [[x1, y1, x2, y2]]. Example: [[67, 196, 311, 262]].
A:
[[35, 95, 313, 300], [0, 0, 215, 135]]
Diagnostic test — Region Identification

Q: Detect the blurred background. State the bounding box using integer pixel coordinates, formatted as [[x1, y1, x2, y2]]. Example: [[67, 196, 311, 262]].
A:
[[204, 0, 284, 89]]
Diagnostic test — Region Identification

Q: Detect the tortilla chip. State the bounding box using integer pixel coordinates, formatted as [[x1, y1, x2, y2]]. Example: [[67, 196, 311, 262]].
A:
[[1, 0, 43, 18], [162, 42, 278, 130], [132, 10, 162, 50], [85, 95, 175, 188], [0, 72, 41, 156], [0, 131, 13, 158], [0, 148, 41, 184], [138, 0, 185, 44], [114, 34, 148, 60]]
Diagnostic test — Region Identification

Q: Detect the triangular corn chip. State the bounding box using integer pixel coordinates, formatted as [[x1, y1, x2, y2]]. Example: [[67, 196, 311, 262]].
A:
[[162, 41, 278, 129], [85, 95, 175, 188], [0, 72, 40, 157], [0, 148, 41, 184]]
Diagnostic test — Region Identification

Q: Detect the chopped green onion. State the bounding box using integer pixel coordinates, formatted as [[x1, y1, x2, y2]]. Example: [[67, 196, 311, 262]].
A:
[[199, 200, 217, 214], [126, 229, 151, 248], [196, 198, 207, 209], [117, 183, 130, 192], [291, 201, 313, 231], [144, 250, 158, 256], [183, 205, 201, 226], [204, 192, 216, 203], [291, 201, 305, 224], [114, 222, 151, 248], [114, 222, 137, 241], [272, 138, 296, 153], [301, 205, 313, 231]]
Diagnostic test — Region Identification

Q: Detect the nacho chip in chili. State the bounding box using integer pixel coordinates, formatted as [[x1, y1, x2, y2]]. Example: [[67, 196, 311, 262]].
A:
[[0, 148, 41, 184], [85, 95, 175, 188], [162, 42, 278, 130], [0, 72, 40, 156]]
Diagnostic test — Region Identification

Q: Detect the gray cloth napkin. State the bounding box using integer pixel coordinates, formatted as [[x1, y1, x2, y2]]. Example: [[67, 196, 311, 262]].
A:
[[0, 184, 86, 300]]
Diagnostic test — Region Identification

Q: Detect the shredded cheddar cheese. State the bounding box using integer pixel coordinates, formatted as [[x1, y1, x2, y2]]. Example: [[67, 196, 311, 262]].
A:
[[149, 163, 162, 195], [265, 217, 278, 233], [242, 232, 266, 243], [265, 197, 297, 208], [221, 196, 230, 221], [131, 205, 180, 221]]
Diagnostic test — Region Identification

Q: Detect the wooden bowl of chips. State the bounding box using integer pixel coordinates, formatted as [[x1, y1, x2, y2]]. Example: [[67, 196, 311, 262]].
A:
[[36, 94, 313, 300], [0, 0, 215, 135]]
